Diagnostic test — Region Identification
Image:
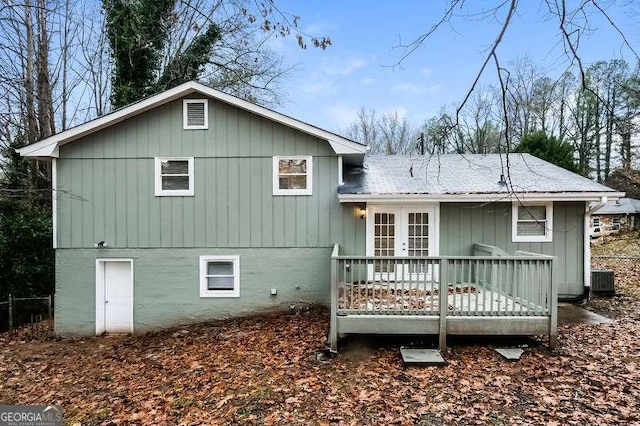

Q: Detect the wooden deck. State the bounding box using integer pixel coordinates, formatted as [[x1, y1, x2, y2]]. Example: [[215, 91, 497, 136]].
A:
[[329, 244, 558, 351], [338, 282, 549, 315]]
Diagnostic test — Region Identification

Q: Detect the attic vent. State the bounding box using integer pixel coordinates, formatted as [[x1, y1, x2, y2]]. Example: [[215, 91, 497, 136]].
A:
[[183, 99, 208, 129]]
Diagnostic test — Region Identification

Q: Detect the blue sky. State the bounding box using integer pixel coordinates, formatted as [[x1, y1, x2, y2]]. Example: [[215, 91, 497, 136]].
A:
[[268, 1, 639, 132]]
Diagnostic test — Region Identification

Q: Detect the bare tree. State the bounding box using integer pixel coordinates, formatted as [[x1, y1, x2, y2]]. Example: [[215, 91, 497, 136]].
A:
[[342, 108, 418, 155], [395, 0, 639, 158]]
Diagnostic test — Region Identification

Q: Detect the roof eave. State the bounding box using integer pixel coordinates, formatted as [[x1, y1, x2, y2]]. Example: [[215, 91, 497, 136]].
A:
[[338, 191, 625, 203]]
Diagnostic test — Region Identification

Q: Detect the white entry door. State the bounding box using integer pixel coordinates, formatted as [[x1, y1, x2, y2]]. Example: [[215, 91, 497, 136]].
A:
[[96, 260, 133, 334], [367, 205, 438, 281]]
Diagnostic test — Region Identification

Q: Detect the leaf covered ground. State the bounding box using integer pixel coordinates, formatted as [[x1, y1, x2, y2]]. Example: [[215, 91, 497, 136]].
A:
[[1, 239, 639, 425]]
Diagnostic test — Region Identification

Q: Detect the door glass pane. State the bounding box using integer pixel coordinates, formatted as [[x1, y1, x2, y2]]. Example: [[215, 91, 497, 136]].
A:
[[374, 212, 395, 272], [407, 213, 429, 258]]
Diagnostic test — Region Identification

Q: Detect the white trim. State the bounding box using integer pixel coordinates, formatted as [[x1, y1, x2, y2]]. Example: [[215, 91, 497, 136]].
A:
[[154, 157, 194, 196], [512, 202, 553, 243], [339, 192, 624, 203], [272, 155, 313, 196], [183, 99, 208, 129], [16, 81, 366, 158], [365, 204, 440, 257], [95, 258, 134, 335], [199, 255, 240, 298], [584, 202, 591, 288], [337, 155, 344, 185], [584, 197, 608, 289], [51, 158, 57, 249]]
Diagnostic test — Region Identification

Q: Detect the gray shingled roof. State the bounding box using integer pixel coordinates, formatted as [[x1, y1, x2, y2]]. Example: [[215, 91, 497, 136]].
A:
[[339, 154, 617, 195], [594, 198, 640, 215]]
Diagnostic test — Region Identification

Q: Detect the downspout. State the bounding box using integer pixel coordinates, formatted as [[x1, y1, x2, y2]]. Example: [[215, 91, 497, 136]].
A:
[[560, 197, 608, 303]]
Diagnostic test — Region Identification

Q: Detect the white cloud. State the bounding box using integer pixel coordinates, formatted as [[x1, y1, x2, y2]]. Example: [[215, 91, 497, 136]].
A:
[[300, 81, 338, 96], [380, 106, 408, 120], [323, 103, 360, 129], [360, 77, 376, 86], [392, 83, 425, 95], [322, 58, 367, 76], [303, 21, 334, 35], [420, 68, 434, 77], [392, 82, 442, 96]]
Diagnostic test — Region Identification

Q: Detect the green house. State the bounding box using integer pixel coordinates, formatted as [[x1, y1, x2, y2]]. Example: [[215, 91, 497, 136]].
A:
[[18, 82, 623, 349]]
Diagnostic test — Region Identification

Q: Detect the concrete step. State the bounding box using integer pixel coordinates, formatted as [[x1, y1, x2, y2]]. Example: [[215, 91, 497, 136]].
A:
[[400, 348, 446, 366], [495, 348, 524, 361]]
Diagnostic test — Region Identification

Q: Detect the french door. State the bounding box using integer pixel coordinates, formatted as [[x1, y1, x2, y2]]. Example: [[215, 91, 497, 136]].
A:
[[367, 205, 438, 281]]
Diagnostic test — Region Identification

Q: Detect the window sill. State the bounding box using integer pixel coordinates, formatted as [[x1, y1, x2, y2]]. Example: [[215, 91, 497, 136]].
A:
[[200, 291, 240, 298]]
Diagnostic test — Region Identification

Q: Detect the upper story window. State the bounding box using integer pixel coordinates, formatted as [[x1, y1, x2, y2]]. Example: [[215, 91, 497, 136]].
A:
[[154, 157, 194, 196], [592, 217, 601, 227], [273, 156, 313, 195], [512, 203, 553, 242], [183, 99, 208, 129]]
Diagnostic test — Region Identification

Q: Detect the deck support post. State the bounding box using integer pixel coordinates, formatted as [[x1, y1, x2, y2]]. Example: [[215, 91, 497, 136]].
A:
[[438, 259, 448, 351], [548, 260, 558, 348], [329, 244, 339, 352]]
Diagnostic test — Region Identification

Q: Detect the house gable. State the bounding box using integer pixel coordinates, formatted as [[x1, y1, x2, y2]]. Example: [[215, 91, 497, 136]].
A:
[[54, 94, 365, 253], [17, 81, 366, 158], [59, 95, 337, 160]]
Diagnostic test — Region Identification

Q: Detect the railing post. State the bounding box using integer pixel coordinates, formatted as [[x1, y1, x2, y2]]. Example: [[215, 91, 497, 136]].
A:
[[329, 244, 339, 352], [548, 260, 558, 348], [47, 295, 53, 333], [8, 294, 13, 334], [438, 259, 448, 351]]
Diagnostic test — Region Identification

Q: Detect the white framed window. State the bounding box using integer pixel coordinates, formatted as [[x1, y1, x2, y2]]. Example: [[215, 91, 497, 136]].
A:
[[592, 217, 601, 227], [154, 157, 194, 196], [273, 156, 313, 195], [512, 203, 553, 242], [183, 99, 208, 129], [199, 255, 240, 298]]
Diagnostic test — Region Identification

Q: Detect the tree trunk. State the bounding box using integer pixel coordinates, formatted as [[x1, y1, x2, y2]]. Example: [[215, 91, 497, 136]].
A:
[[24, 0, 38, 145], [36, 0, 55, 139]]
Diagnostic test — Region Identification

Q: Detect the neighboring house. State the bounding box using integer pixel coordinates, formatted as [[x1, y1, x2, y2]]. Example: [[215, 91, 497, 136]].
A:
[[18, 81, 623, 350], [591, 198, 640, 236]]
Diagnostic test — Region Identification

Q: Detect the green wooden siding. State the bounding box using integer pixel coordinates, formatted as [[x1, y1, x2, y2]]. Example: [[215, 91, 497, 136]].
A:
[[439, 202, 585, 297], [56, 96, 365, 255]]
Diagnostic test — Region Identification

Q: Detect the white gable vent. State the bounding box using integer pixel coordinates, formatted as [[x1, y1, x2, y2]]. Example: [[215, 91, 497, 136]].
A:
[[183, 99, 208, 129]]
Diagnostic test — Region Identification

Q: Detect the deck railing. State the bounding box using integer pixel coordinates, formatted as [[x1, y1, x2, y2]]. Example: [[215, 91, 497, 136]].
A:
[[329, 243, 557, 350]]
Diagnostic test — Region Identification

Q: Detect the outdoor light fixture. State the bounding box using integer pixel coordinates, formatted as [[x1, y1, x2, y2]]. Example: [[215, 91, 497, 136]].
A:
[[359, 207, 366, 219], [94, 241, 108, 248]]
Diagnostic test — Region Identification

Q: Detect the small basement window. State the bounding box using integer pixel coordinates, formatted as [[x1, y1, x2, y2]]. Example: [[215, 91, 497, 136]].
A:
[[154, 157, 194, 196], [183, 99, 208, 129], [512, 203, 553, 242], [273, 156, 312, 195], [199, 255, 240, 298]]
